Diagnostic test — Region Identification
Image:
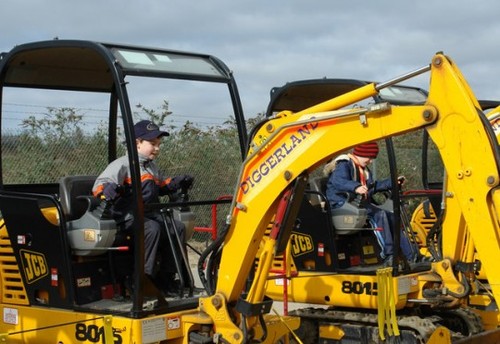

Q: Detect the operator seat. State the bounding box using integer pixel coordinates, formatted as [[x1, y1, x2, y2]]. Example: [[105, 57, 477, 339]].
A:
[[309, 176, 369, 235], [59, 175, 118, 256], [59, 175, 97, 221], [308, 176, 329, 207]]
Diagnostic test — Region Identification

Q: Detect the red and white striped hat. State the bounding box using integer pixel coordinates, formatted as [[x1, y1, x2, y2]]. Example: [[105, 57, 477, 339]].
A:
[[353, 142, 379, 158]]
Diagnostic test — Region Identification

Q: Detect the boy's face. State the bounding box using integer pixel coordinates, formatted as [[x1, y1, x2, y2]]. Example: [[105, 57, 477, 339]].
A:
[[137, 137, 162, 160], [356, 156, 373, 168]]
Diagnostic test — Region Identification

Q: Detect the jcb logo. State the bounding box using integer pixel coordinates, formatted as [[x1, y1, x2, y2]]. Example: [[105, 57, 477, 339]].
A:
[[20, 249, 48, 284], [290, 232, 314, 257]]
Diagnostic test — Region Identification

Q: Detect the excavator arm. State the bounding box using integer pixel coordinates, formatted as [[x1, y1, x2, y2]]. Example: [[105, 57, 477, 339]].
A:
[[425, 56, 500, 302], [197, 53, 500, 342]]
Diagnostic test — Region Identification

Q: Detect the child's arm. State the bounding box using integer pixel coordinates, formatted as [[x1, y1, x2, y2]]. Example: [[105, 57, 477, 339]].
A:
[[159, 174, 194, 195], [92, 157, 128, 200]]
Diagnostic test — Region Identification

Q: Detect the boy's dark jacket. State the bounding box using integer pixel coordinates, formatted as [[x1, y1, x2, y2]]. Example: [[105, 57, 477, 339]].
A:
[[325, 154, 391, 209]]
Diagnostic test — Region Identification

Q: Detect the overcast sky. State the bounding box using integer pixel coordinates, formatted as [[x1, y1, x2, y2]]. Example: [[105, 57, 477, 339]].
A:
[[2, 0, 500, 119]]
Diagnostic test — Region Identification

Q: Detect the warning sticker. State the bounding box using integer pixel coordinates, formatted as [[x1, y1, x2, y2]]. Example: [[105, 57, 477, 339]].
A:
[[168, 317, 181, 330], [142, 317, 167, 343], [3, 308, 18, 325]]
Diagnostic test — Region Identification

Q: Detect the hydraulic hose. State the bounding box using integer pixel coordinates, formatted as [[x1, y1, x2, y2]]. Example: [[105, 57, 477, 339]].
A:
[[197, 223, 228, 294]]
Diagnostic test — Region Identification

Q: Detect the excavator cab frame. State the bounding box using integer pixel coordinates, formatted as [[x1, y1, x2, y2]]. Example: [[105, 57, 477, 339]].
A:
[[264, 79, 432, 271]]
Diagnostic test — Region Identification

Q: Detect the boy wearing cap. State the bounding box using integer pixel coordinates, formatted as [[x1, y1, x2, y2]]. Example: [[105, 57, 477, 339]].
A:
[[92, 120, 193, 295], [325, 142, 413, 263]]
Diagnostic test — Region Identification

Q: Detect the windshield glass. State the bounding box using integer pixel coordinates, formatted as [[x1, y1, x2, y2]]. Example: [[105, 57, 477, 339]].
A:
[[379, 85, 427, 104], [112, 48, 225, 78]]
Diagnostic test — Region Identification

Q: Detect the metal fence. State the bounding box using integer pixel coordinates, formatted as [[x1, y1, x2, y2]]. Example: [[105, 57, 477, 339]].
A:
[[1, 122, 243, 244]]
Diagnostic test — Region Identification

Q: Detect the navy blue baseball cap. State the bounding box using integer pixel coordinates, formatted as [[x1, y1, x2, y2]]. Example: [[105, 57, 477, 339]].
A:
[[134, 120, 169, 140]]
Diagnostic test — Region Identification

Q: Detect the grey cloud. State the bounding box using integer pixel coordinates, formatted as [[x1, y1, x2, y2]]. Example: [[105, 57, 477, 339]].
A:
[[2, 0, 500, 118]]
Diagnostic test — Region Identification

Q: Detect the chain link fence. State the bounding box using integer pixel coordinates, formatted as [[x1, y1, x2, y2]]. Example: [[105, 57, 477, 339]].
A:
[[1, 115, 244, 244]]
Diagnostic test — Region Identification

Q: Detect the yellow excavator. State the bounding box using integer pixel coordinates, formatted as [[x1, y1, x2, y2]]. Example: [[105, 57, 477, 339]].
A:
[[249, 57, 500, 342], [0, 39, 499, 343]]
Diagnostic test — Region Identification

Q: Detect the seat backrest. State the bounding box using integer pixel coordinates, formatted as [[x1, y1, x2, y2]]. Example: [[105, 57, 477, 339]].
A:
[[310, 176, 328, 193], [59, 175, 97, 221], [308, 176, 328, 206]]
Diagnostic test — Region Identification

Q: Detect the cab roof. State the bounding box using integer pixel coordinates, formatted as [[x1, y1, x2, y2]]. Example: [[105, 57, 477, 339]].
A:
[[265, 78, 428, 117], [0, 39, 232, 92]]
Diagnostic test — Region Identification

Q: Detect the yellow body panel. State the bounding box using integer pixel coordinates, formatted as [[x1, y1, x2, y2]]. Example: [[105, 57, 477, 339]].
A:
[[265, 271, 419, 310], [0, 305, 199, 343]]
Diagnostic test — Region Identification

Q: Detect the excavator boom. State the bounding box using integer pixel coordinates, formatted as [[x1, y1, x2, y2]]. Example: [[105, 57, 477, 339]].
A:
[[204, 53, 500, 342]]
